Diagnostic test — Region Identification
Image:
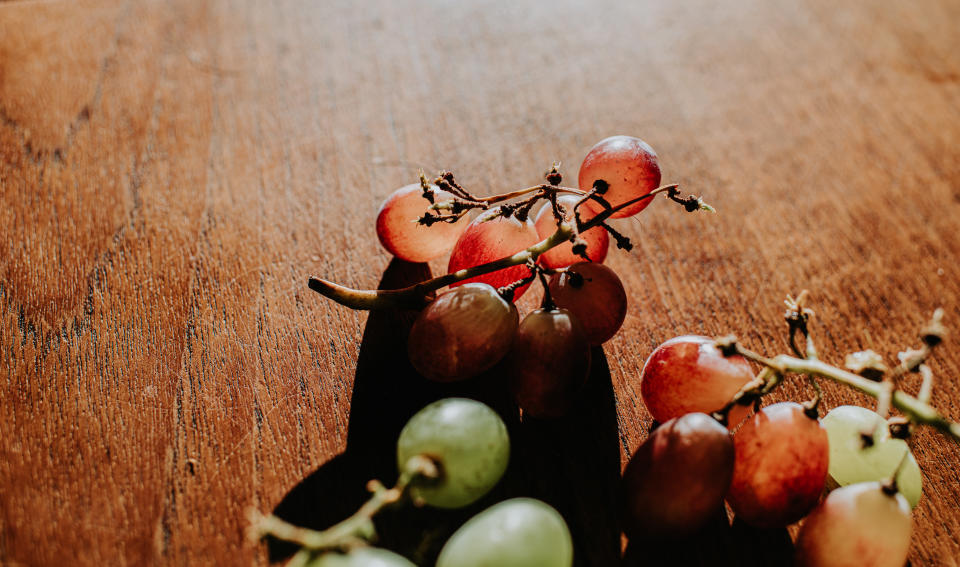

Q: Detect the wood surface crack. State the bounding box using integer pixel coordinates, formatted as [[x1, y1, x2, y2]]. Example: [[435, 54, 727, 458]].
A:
[[0, 0, 130, 162]]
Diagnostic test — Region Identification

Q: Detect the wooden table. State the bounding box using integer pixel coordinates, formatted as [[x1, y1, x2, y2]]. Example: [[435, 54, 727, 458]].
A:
[[3, 0, 959, 565]]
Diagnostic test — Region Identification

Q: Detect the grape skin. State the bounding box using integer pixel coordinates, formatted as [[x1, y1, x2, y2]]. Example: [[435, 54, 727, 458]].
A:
[[726, 402, 829, 527], [534, 195, 609, 269], [508, 308, 591, 418], [447, 208, 540, 298], [436, 498, 573, 567], [309, 547, 416, 567], [622, 413, 734, 539], [376, 184, 469, 263], [396, 398, 510, 509], [822, 405, 922, 508], [548, 263, 627, 345], [794, 482, 912, 567], [639, 335, 754, 427], [578, 136, 661, 219], [407, 283, 518, 382]]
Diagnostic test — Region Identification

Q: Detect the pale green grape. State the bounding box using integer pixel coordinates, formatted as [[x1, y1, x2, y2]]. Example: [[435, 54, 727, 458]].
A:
[[436, 498, 573, 567], [397, 398, 509, 509], [309, 547, 416, 567], [822, 405, 922, 508]]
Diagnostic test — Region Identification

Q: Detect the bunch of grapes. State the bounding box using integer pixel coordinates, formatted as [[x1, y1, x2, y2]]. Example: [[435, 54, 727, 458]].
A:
[[256, 136, 960, 566], [379, 136, 678, 418], [625, 309, 941, 567], [254, 398, 572, 566]]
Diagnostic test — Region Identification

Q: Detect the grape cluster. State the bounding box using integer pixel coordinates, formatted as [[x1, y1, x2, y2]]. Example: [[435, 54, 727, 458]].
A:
[[629, 336, 925, 567], [262, 136, 960, 567], [259, 398, 572, 566], [382, 136, 657, 417]]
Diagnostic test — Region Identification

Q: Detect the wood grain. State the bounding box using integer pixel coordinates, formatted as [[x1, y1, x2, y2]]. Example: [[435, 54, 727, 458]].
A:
[[2, 0, 959, 565]]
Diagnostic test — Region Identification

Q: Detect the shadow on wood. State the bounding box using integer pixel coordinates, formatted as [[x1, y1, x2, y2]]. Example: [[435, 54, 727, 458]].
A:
[[269, 259, 622, 565], [510, 346, 622, 566], [622, 510, 795, 566]]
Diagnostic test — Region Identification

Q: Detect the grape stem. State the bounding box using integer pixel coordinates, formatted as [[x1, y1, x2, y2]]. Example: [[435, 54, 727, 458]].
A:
[[247, 455, 439, 561], [476, 183, 587, 204], [713, 310, 960, 441], [308, 184, 694, 310]]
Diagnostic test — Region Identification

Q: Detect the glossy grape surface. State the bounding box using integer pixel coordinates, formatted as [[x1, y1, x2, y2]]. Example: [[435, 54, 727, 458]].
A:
[[508, 308, 591, 418], [795, 482, 912, 567], [407, 283, 518, 382], [310, 547, 416, 567], [622, 413, 734, 539], [447, 208, 540, 298], [436, 498, 573, 567], [578, 136, 661, 218], [822, 405, 922, 508], [548, 263, 627, 345], [376, 183, 469, 263], [396, 398, 510, 509], [640, 335, 754, 426], [534, 195, 609, 269], [727, 402, 829, 527]]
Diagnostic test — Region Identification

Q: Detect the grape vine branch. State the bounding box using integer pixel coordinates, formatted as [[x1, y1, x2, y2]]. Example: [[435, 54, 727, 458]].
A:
[[248, 455, 439, 565], [712, 301, 960, 441], [308, 181, 702, 310]]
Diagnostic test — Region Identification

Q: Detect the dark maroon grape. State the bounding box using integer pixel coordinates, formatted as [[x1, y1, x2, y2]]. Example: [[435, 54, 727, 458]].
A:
[[508, 308, 591, 418], [408, 283, 518, 382], [622, 412, 734, 539]]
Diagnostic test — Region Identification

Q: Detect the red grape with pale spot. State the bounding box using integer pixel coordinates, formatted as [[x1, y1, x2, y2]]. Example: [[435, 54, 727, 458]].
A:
[[640, 336, 754, 427], [447, 208, 540, 299], [578, 136, 661, 218], [795, 482, 911, 567], [376, 183, 469, 262]]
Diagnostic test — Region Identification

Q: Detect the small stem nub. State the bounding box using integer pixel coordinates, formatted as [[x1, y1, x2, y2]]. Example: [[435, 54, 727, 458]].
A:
[[882, 449, 912, 496], [546, 161, 562, 186], [538, 268, 556, 310], [249, 455, 440, 554]]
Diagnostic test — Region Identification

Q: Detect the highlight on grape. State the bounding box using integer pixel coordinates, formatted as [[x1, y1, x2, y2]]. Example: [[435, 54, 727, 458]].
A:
[[248, 136, 959, 566]]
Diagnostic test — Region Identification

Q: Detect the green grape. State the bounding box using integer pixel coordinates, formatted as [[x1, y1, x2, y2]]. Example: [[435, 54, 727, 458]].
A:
[[822, 405, 922, 508], [436, 498, 573, 567], [397, 398, 510, 509], [309, 547, 416, 567]]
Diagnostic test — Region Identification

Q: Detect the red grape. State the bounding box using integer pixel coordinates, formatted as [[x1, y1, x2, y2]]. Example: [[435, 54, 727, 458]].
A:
[[622, 413, 734, 539], [534, 195, 609, 269], [408, 283, 519, 382], [548, 263, 626, 345], [639, 336, 754, 427], [578, 136, 661, 218], [447, 208, 540, 299], [795, 482, 911, 567], [508, 308, 591, 418], [376, 183, 469, 262], [726, 402, 829, 527]]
